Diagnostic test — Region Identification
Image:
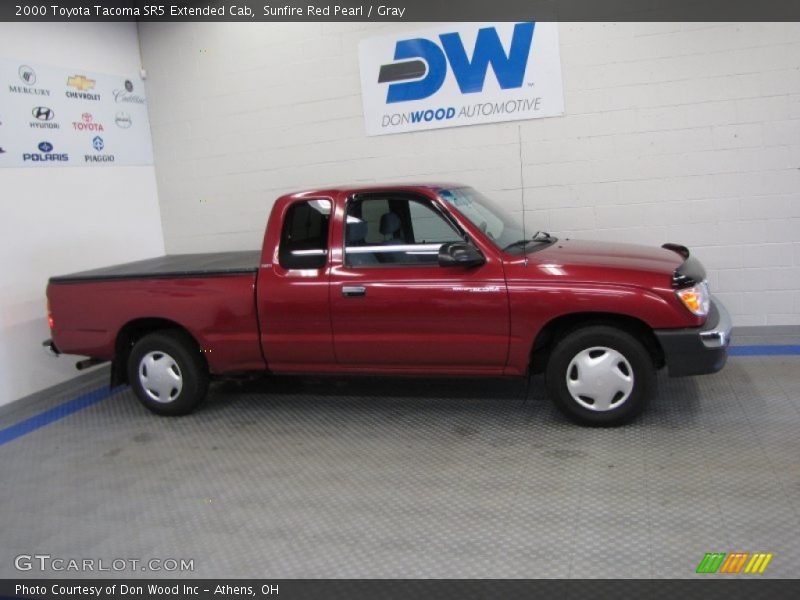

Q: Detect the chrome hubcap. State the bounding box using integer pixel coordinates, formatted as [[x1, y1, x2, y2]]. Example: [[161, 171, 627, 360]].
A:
[[138, 351, 183, 403], [566, 346, 634, 412]]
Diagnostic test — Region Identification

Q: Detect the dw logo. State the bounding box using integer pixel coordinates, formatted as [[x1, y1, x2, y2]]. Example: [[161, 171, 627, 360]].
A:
[[379, 22, 535, 103]]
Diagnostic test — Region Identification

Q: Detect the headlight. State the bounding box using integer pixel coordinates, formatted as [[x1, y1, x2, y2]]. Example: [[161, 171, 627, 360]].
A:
[[676, 281, 710, 317]]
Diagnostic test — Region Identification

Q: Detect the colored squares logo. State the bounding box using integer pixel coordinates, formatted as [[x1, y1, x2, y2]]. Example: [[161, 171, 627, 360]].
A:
[[696, 552, 773, 574]]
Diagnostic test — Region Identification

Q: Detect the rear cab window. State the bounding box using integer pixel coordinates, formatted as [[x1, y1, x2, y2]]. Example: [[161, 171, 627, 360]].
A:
[[278, 199, 331, 269]]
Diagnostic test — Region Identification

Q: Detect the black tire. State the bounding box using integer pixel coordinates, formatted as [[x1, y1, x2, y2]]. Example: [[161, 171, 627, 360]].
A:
[[545, 325, 654, 426], [127, 329, 209, 416]]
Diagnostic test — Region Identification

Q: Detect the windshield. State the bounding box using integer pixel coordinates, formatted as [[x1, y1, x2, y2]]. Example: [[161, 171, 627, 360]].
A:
[[438, 187, 526, 252]]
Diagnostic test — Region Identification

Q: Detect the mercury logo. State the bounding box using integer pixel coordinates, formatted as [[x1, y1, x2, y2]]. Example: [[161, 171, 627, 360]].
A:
[[19, 65, 36, 85], [9, 65, 50, 96]]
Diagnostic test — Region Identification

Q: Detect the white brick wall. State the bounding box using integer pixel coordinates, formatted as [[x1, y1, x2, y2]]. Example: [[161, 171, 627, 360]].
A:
[[138, 22, 800, 326]]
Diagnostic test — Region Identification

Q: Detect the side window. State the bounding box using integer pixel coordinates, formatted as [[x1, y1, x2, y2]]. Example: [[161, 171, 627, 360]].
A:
[[278, 199, 331, 269], [344, 196, 463, 267]]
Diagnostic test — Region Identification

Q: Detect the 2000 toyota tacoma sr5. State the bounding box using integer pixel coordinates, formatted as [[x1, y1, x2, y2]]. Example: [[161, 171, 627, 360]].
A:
[[45, 184, 731, 425]]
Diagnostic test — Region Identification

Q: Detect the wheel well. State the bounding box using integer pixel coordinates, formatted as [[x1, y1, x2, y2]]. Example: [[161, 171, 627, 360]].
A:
[[111, 318, 203, 387], [529, 312, 665, 374]]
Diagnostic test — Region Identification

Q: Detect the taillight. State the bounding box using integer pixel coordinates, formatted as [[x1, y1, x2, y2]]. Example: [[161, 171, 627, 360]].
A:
[[47, 299, 54, 330]]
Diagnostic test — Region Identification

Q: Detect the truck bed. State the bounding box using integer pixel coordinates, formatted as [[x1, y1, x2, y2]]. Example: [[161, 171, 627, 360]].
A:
[[49, 251, 261, 284]]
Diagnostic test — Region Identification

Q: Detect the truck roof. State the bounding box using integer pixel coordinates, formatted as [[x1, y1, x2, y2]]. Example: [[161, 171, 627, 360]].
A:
[[280, 182, 465, 199]]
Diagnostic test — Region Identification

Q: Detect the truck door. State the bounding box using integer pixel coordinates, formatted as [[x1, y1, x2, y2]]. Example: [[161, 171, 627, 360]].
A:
[[257, 197, 335, 371], [329, 192, 510, 372]]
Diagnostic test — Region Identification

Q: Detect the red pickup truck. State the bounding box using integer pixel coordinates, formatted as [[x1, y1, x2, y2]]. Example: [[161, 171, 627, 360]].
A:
[[45, 184, 730, 425]]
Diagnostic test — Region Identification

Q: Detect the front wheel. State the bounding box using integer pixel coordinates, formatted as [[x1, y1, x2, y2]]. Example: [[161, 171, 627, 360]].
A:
[[127, 330, 209, 416], [545, 325, 654, 426]]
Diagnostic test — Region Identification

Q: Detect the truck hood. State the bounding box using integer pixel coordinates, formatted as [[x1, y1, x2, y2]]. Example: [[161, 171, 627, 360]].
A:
[[527, 239, 684, 286]]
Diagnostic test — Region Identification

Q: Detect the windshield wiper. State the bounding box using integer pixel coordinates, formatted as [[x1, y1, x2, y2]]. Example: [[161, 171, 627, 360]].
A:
[[503, 231, 555, 251]]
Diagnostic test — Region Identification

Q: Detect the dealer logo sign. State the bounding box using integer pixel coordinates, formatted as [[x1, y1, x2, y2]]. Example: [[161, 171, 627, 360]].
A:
[[358, 22, 564, 136]]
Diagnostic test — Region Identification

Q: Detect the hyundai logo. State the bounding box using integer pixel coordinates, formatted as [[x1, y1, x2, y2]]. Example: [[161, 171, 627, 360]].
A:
[[32, 106, 54, 121], [92, 136, 104, 151], [38, 141, 53, 152]]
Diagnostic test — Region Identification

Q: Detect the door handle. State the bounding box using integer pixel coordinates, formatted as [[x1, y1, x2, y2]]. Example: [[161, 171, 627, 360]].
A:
[[342, 286, 366, 297]]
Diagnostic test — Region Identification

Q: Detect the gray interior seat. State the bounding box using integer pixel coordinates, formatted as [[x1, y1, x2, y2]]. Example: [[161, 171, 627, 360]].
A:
[[346, 220, 379, 267]]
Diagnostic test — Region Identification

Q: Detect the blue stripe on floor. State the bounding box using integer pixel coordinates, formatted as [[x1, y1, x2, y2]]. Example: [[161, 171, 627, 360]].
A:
[[1, 345, 799, 448], [0, 386, 118, 447], [729, 345, 800, 356]]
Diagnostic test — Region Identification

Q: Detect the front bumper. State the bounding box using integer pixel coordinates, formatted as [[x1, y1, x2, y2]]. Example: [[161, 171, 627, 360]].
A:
[[654, 297, 732, 377]]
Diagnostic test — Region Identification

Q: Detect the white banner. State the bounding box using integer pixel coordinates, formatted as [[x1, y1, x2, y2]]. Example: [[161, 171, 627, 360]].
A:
[[0, 58, 154, 167], [358, 22, 564, 136]]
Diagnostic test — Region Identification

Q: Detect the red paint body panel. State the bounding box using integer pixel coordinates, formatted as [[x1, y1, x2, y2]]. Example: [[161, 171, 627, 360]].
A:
[[47, 184, 703, 378], [48, 275, 263, 373]]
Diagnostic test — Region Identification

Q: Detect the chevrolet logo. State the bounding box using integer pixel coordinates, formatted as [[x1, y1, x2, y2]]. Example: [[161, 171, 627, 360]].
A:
[[67, 75, 95, 91]]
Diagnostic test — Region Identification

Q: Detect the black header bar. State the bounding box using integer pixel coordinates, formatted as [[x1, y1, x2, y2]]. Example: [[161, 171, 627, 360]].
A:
[[2, 0, 800, 22]]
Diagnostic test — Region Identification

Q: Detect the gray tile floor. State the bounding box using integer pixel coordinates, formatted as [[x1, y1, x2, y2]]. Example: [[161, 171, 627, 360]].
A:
[[1, 356, 798, 579]]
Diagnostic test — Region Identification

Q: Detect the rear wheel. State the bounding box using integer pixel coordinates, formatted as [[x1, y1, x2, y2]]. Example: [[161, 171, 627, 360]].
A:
[[127, 330, 208, 416], [545, 325, 654, 426]]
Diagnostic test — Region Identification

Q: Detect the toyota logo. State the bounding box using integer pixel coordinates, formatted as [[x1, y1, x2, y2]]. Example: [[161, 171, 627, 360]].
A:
[[32, 106, 54, 121]]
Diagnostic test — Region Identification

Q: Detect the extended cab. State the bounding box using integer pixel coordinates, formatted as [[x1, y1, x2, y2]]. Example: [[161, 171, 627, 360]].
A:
[[45, 184, 731, 425]]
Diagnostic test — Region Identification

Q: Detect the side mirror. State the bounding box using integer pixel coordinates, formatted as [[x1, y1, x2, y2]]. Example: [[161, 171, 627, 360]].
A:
[[438, 241, 486, 268]]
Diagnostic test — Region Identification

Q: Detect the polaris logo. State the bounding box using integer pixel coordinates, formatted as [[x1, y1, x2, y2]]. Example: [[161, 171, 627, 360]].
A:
[[23, 141, 69, 162], [379, 23, 534, 104]]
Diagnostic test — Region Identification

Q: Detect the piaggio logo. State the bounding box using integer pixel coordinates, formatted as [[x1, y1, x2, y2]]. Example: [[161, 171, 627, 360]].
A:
[[86, 136, 115, 163], [378, 22, 534, 104], [696, 552, 773, 574]]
